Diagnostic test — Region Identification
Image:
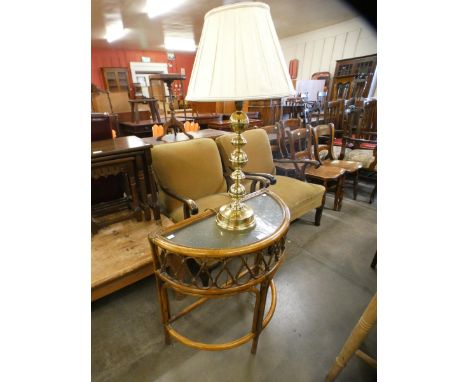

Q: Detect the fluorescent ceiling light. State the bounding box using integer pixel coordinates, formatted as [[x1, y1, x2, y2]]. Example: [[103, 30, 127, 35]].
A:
[[106, 20, 128, 43], [146, 0, 185, 18], [164, 37, 196, 52]]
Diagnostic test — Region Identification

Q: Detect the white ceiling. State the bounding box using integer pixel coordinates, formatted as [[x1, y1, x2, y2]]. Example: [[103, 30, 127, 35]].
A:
[[91, 0, 358, 51]]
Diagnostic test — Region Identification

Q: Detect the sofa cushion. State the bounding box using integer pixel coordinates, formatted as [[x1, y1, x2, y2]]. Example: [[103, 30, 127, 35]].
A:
[[216, 129, 277, 175], [270, 175, 325, 221]]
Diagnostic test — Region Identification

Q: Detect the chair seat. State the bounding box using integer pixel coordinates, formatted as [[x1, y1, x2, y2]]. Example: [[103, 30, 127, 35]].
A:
[[170, 193, 231, 223], [332, 145, 351, 159], [322, 159, 362, 173], [304, 165, 345, 181], [359, 142, 377, 150], [269, 175, 325, 221], [344, 149, 375, 169]]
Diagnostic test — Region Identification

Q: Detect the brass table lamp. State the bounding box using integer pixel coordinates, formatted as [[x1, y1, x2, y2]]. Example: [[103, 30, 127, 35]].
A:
[[185, 1, 295, 231]]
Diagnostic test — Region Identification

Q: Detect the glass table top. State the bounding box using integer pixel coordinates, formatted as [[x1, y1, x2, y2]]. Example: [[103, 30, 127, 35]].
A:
[[163, 192, 286, 250]]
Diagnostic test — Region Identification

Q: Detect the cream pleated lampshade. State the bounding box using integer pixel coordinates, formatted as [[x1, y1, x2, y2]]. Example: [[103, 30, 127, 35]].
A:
[[186, 1, 294, 101]]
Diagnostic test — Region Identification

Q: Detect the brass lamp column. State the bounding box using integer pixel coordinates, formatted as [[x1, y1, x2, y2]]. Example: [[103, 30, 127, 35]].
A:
[[216, 101, 255, 230]]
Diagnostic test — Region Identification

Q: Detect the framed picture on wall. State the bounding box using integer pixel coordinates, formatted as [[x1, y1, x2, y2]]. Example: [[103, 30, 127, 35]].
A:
[[167, 52, 176, 61]]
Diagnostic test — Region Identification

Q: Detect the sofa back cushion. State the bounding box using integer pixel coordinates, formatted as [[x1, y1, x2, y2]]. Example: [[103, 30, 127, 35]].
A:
[[151, 138, 226, 214], [215, 128, 276, 175]]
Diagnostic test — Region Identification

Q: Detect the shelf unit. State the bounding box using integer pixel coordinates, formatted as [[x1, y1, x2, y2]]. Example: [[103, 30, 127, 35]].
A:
[[330, 54, 377, 101], [101, 67, 130, 93]]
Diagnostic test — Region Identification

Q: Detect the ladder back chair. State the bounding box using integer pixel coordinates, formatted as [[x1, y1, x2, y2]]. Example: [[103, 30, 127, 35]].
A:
[[287, 128, 345, 211], [339, 100, 377, 203], [310, 123, 362, 200], [261, 123, 282, 158], [279, 118, 303, 160]]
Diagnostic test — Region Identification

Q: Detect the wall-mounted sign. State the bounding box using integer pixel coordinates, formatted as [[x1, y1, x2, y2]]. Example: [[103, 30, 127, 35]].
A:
[[167, 52, 176, 61], [141, 56, 151, 63]]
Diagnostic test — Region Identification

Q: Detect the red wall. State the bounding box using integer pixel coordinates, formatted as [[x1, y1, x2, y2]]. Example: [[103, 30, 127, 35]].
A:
[[91, 48, 195, 94]]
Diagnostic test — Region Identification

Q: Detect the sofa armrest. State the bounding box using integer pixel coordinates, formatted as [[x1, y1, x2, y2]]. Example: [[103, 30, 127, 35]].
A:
[[158, 184, 199, 219], [244, 171, 277, 185], [244, 174, 271, 193]]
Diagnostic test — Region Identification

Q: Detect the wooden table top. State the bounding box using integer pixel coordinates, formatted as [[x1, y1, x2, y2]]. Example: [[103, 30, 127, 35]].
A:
[[119, 119, 159, 127], [92, 136, 152, 158], [142, 128, 229, 146], [208, 118, 263, 130]]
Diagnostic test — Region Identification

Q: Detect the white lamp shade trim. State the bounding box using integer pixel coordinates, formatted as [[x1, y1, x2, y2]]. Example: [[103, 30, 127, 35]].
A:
[[186, 2, 294, 101]]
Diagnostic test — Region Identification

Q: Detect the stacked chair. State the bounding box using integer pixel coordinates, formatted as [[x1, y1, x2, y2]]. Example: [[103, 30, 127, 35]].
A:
[[337, 99, 377, 203]]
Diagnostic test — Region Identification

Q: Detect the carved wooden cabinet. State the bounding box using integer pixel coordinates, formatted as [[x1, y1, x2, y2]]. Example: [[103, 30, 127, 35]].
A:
[[102, 67, 130, 93], [330, 54, 377, 101]]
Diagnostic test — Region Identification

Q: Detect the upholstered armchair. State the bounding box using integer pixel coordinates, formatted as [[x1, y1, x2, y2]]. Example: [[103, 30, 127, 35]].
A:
[[215, 129, 326, 225], [151, 138, 269, 222]]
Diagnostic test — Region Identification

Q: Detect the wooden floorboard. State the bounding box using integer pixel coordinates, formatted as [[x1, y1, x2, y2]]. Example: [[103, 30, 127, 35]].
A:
[[91, 215, 174, 301]]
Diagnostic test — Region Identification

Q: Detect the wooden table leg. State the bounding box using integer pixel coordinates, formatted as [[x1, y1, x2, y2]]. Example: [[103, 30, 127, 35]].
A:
[[135, 155, 151, 220], [149, 100, 161, 123], [326, 294, 377, 382], [144, 149, 161, 220], [127, 163, 142, 221]]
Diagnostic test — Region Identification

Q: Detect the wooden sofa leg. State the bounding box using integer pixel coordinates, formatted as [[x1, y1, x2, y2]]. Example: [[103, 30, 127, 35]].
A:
[[315, 206, 323, 226]]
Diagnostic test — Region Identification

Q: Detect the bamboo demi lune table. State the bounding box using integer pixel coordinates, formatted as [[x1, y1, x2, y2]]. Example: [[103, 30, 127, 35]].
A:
[[148, 189, 290, 353]]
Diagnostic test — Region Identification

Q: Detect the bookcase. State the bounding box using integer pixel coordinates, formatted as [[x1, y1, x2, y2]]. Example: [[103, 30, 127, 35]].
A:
[[101, 67, 130, 93], [330, 54, 377, 100]]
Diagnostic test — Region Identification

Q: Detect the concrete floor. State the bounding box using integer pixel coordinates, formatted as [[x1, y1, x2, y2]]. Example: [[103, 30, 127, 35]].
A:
[[92, 182, 377, 382]]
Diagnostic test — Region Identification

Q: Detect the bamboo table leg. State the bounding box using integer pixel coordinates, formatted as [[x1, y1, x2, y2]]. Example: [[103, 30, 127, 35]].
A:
[[326, 294, 377, 382], [251, 279, 270, 354]]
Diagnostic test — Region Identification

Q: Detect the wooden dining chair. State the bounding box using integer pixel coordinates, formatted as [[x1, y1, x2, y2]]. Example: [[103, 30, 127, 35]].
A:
[[339, 100, 377, 203], [316, 91, 328, 111], [323, 99, 345, 150], [324, 100, 345, 133], [310, 123, 362, 200], [260, 123, 282, 158], [287, 128, 345, 211], [278, 118, 303, 159], [357, 98, 377, 141]]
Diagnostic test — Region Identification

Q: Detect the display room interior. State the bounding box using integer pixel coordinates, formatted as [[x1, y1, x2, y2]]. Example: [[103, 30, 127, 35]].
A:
[[91, 0, 377, 381]]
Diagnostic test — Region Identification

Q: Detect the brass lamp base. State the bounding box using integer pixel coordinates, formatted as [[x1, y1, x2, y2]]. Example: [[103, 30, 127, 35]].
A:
[[216, 203, 256, 231]]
